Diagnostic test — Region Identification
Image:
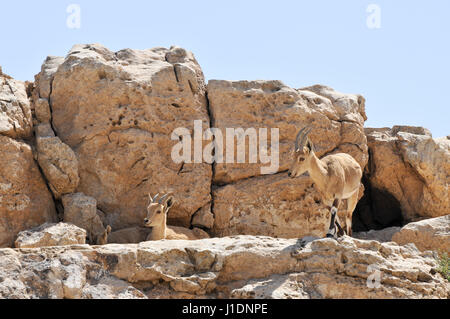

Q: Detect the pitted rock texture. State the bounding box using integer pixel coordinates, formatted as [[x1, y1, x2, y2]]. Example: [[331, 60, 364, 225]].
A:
[[36, 134, 79, 199], [363, 127, 449, 223], [0, 68, 33, 139], [14, 223, 86, 248], [208, 81, 367, 238], [0, 236, 447, 299], [34, 44, 212, 230], [0, 135, 57, 248], [62, 193, 107, 245], [392, 215, 450, 253]]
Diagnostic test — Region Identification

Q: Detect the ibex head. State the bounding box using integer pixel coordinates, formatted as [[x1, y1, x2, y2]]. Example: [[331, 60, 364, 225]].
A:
[[144, 193, 175, 227], [288, 127, 315, 178]]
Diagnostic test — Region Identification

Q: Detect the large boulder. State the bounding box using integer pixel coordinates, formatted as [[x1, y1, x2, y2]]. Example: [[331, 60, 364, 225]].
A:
[[0, 135, 57, 248], [392, 215, 450, 253], [34, 44, 212, 230], [360, 127, 449, 224], [35, 129, 80, 199], [207, 81, 368, 237], [0, 236, 447, 299], [62, 193, 106, 245], [14, 223, 86, 248], [0, 68, 33, 139]]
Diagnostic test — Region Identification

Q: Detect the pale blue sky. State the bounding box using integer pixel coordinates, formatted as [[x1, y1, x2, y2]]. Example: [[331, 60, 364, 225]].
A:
[[1, 0, 448, 137]]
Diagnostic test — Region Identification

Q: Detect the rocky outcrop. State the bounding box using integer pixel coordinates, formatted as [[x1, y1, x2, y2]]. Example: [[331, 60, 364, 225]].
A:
[[0, 70, 57, 248], [14, 223, 86, 248], [33, 44, 212, 231], [0, 236, 447, 299], [62, 193, 107, 245], [208, 81, 368, 237], [35, 129, 79, 199], [354, 227, 401, 243], [357, 127, 449, 227], [0, 68, 33, 139], [392, 215, 450, 253]]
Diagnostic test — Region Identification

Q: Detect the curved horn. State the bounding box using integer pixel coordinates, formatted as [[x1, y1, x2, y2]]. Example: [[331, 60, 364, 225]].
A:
[[295, 127, 312, 151], [153, 193, 160, 203], [158, 193, 170, 205]]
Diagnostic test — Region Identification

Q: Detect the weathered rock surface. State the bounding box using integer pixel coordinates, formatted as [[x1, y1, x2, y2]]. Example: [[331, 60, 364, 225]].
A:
[[62, 193, 107, 245], [0, 135, 57, 247], [207, 81, 368, 183], [14, 223, 86, 248], [0, 68, 33, 139], [36, 133, 79, 199], [354, 227, 401, 243], [362, 127, 449, 223], [208, 81, 367, 237], [34, 44, 212, 230], [0, 236, 447, 299], [213, 173, 332, 238], [392, 215, 450, 253]]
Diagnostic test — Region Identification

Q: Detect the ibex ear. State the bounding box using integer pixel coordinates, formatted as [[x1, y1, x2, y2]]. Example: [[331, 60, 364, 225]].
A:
[[306, 139, 315, 153], [148, 194, 153, 204], [163, 195, 175, 214], [166, 196, 175, 209]]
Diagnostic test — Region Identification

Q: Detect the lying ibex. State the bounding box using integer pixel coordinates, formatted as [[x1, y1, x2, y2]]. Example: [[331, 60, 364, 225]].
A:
[[144, 193, 210, 240], [288, 128, 362, 238]]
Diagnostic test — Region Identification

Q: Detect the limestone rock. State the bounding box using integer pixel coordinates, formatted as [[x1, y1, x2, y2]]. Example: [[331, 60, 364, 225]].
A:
[[36, 135, 79, 199], [207, 81, 367, 237], [34, 98, 52, 123], [354, 227, 401, 243], [34, 56, 64, 100], [14, 223, 86, 248], [0, 135, 57, 247], [35, 44, 212, 230], [0, 70, 33, 139], [363, 127, 450, 222], [213, 173, 331, 238], [0, 236, 447, 299], [207, 81, 368, 184], [191, 204, 214, 229], [392, 215, 450, 253], [62, 193, 106, 244]]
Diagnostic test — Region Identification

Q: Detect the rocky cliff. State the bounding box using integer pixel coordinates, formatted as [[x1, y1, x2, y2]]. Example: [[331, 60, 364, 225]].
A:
[[0, 45, 448, 299]]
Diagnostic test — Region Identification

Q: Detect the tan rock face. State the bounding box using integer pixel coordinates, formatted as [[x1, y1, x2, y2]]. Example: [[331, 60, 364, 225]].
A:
[[363, 127, 450, 223], [0, 136, 57, 247], [392, 215, 450, 253], [0, 70, 32, 139], [34, 44, 212, 230], [208, 81, 368, 238], [14, 223, 86, 248], [0, 236, 447, 299], [36, 134, 80, 199], [207, 81, 368, 184], [62, 193, 106, 245]]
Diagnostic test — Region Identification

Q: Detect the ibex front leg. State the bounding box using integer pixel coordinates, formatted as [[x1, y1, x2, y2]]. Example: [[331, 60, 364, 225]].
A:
[[326, 199, 345, 239]]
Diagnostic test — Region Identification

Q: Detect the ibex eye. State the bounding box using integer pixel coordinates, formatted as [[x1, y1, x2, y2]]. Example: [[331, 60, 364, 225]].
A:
[[298, 158, 305, 162], [157, 210, 162, 214]]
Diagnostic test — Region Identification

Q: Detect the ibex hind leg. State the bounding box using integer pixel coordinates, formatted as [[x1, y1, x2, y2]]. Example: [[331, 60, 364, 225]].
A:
[[345, 191, 359, 237], [326, 199, 344, 239]]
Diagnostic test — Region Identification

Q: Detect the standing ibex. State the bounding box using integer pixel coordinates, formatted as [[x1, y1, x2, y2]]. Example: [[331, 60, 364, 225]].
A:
[[144, 193, 210, 240], [288, 128, 362, 238]]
